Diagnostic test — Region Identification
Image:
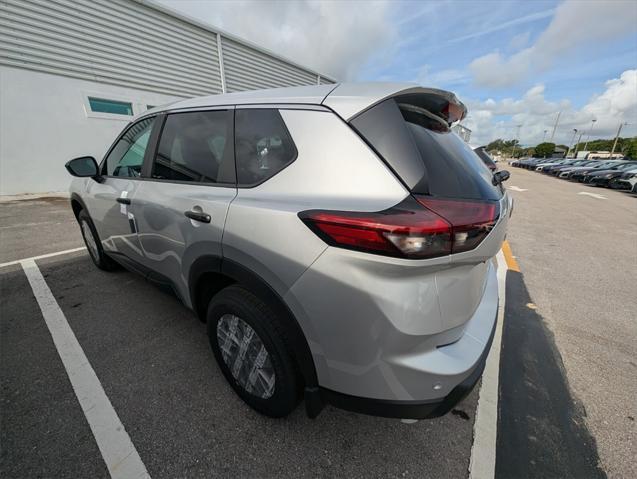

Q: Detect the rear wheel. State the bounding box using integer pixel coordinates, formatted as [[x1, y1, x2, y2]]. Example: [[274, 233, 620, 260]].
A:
[[78, 209, 117, 271], [207, 285, 300, 417]]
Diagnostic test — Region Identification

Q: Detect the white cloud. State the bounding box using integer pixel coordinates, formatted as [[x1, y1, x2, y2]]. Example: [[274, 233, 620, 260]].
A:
[[463, 69, 637, 146], [442, 9, 554, 47], [156, 0, 394, 80], [470, 0, 637, 88], [583, 70, 637, 122], [418, 65, 469, 88], [508, 31, 530, 51]]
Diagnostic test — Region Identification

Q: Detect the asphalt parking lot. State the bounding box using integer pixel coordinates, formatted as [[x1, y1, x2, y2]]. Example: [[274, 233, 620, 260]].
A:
[[1, 169, 635, 478]]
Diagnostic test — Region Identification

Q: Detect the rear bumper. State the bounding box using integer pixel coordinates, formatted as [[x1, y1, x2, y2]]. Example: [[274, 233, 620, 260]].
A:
[[288, 243, 502, 404], [320, 310, 497, 419]]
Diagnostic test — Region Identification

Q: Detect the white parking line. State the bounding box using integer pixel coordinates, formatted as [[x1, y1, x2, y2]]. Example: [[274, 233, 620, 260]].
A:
[[578, 191, 607, 200], [507, 186, 528, 192], [0, 247, 86, 269], [468, 249, 508, 479], [20, 259, 150, 479]]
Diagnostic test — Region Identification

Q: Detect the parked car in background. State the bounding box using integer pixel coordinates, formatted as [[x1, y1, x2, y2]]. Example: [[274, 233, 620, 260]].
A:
[[474, 147, 497, 171], [585, 164, 637, 186], [548, 160, 598, 176], [64, 83, 510, 420], [534, 159, 569, 172], [560, 161, 622, 180], [610, 170, 637, 191], [536, 159, 574, 173], [513, 158, 544, 169], [572, 161, 634, 182]]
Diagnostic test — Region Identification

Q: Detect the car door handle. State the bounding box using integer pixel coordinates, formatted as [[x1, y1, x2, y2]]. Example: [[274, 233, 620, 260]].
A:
[[184, 210, 211, 223], [116, 197, 131, 205]]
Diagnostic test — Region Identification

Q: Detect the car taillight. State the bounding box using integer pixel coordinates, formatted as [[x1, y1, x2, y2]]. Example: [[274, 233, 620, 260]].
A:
[[416, 197, 499, 254], [299, 196, 499, 259]]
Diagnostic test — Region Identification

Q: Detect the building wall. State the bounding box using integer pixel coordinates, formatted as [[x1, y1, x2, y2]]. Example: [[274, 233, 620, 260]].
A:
[[221, 36, 319, 92], [0, 0, 224, 97], [0, 66, 182, 195], [0, 0, 336, 195]]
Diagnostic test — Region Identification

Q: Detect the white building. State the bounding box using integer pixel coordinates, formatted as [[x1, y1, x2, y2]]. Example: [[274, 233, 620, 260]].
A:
[[0, 0, 335, 195]]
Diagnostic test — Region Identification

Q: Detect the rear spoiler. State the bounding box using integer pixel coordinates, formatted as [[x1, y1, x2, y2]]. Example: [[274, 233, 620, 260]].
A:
[[392, 88, 467, 126], [323, 83, 468, 125]]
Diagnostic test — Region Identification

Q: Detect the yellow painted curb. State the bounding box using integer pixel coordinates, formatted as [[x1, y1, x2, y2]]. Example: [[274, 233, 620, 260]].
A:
[[502, 240, 520, 272]]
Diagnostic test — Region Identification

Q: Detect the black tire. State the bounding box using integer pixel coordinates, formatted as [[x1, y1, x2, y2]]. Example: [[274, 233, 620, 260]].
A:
[[207, 285, 300, 418], [77, 209, 117, 271]]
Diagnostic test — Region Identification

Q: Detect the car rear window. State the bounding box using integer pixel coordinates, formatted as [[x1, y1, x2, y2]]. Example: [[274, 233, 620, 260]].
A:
[[351, 97, 502, 201], [474, 147, 497, 168]]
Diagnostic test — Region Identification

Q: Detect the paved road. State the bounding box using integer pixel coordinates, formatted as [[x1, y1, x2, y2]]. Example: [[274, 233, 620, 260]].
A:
[[1, 179, 633, 478], [504, 167, 636, 479], [0, 196, 82, 263], [2, 254, 481, 479]]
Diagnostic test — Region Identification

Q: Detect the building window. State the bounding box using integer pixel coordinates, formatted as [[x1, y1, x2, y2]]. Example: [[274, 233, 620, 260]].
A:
[[88, 97, 133, 115]]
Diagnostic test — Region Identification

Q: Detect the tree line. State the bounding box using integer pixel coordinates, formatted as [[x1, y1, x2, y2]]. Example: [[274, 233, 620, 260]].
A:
[[484, 137, 637, 159]]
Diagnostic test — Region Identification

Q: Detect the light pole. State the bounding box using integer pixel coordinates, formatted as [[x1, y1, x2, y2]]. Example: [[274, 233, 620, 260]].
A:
[[582, 119, 597, 152], [566, 128, 578, 158], [610, 122, 628, 159], [573, 131, 585, 157], [549, 111, 561, 143], [542, 130, 548, 142]]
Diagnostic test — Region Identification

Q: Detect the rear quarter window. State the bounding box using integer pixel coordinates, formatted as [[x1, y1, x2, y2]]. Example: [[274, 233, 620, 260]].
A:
[[352, 98, 502, 201], [235, 109, 297, 186]]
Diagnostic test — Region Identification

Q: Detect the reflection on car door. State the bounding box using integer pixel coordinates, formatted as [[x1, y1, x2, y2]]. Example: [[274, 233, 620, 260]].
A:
[[133, 109, 237, 304], [84, 116, 157, 266]]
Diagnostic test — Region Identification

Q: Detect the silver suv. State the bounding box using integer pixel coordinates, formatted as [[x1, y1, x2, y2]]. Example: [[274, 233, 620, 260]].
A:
[[65, 83, 511, 419]]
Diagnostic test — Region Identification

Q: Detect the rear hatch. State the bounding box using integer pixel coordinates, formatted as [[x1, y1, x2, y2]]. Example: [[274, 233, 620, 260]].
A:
[[347, 91, 508, 331]]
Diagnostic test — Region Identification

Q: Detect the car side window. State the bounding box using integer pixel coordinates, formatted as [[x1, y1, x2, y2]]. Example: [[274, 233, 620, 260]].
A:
[[152, 110, 235, 184], [103, 117, 155, 177], [235, 109, 297, 186]]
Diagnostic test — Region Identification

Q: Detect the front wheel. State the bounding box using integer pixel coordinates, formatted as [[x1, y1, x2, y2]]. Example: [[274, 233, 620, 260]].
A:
[[78, 209, 117, 271], [207, 285, 301, 417]]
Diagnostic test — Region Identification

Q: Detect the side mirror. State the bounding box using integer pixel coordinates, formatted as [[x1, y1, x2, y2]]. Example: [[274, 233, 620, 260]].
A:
[[492, 170, 510, 186], [65, 156, 99, 178]]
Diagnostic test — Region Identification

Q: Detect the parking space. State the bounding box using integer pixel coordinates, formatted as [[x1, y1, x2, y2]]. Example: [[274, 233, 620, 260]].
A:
[[503, 167, 636, 479], [1, 220, 478, 478], [1, 176, 633, 478], [0, 197, 83, 264]]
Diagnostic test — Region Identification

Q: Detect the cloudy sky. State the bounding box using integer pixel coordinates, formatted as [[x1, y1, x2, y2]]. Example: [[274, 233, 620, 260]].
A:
[[157, 0, 637, 147]]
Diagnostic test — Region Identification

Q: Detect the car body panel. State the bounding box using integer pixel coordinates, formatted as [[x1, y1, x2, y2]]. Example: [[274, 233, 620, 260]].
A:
[[286, 251, 499, 401], [72, 176, 146, 264], [141, 84, 339, 119], [285, 194, 508, 400], [68, 83, 507, 414], [222, 109, 409, 299], [132, 181, 237, 307]]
